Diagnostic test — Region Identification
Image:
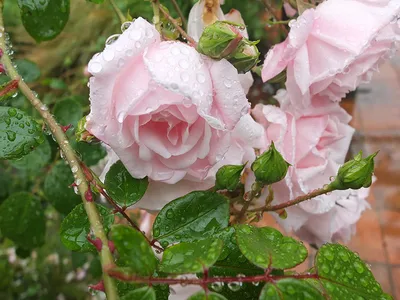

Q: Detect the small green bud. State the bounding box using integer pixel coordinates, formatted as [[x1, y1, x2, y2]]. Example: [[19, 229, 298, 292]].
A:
[[197, 21, 244, 59], [76, 116, 96, 143], [159, 5, 181, 40], [215, 164, 245, 191], [251, 142, 290, 185], [228, 40, 260, 73], [329, 151, 377, 190]]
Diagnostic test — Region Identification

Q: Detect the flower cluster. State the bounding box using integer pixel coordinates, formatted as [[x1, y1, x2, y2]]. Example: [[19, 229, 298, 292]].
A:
[[87, 0, 400, 244]]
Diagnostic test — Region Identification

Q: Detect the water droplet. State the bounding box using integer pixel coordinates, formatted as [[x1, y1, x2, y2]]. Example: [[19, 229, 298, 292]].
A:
[[103, 48, 115, 61], [227, 281, 242, 292], [71, 165, 78, 173], [323, 249, 334, 261], [196, 73, 205, 83], [89, 62, 102, 74], [7, 107, 17, 117], [6, 130, 16, 141], [224, 79, 232, 88], [135, 41, 141, 49], [4, 118, 11, 125], [180, 72, 189, 82], [16, 113, 23, 120], [182, 98, 191, 108], [171, 46, 180, 55], [145, 28, 154, 38], [166, 209, 174, 219], [210, 282, 224, 292], [121, 21, 131, 32], [286, 285, 296, 295], [353, 261, 364, 274], [252, 281, 260, 286], [105, 34, 120, 45], [129, 30, 142, 40], [153, 227, 160, 237], [338, 250, 349, 262], [19, 123, 25, 129], [160, 241, 169, 248], [126, 49, 134, 56], [321, 264, 329, 274], [179, 59, 189, 69]]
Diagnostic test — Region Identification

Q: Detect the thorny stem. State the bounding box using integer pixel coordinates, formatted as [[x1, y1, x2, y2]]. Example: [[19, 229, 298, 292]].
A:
[[151, 0, 197, 46], [170, 0, 187, 29], [0, 3, 118, 299], [80, 163, 164, 252], [248, 186, 334, 213], [234, 182, 264, 223], [108, 267, 320, 285], [261, 0, 289, 35], [109, 0, 126, 24]]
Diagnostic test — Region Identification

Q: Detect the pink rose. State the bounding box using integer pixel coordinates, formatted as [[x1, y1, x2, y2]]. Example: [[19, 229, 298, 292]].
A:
[[89, 18, 262, 210], [262, 0, 400, 110], [188, 2, 254, 94], [249, 90, 370, 244]]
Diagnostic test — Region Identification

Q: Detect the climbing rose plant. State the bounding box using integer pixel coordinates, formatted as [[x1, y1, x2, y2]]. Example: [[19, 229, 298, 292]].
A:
[[0, 0, 398, 299]]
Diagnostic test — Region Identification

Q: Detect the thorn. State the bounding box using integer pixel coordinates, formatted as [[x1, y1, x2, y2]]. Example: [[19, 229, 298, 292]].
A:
[[108, 241, 115, 254], [85, 188, 94, 202], [87, 234, 102, 251], [61, 124, 72, 133], [88, 280, 105, 292], [69, 182, 78, 188], [0, 64, 4, 74]]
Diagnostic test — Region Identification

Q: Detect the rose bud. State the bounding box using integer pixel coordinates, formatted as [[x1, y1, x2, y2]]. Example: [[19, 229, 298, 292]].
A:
[[215, 164, 246, 191], [228, 39, 260, 73]]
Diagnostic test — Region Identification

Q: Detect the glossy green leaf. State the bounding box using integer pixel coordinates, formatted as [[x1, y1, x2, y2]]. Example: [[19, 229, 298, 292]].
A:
[[105, 160, 148, 208], [0, 106, 44, 160], [159, 238, 223, 274], [60, 203, 114, 252], [44, 161, 81, 215], [153, 191, 229, 247], [153, 284, 170, 300], [121, 287, 156, 300], [10, 138, 51, 171], [53, 98, 83, 127], [111, 224, 157, 276], [88, 0, 104, 3], [259, 278, 324, 300], [75, 142, 107, 167], [235, 225, 308, 269], [0, 192, 45, 249], [188, 291, 228, 300], [207, 228, 265, 299], [18, 0, 70, 42], [15, 59, 41, 83], [316, 244, 385, 299]]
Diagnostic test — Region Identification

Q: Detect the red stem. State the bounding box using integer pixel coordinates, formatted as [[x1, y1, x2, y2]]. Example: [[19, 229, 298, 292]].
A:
[[0, 79, 19, 98]]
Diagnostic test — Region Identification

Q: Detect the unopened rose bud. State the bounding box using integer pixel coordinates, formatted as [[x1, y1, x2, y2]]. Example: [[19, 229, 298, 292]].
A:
[[251, 142, 290, 185], [215, 163, 245, 191], [76, 116, 96, 143], [197, 21, 244, 59], [228, 40, 260, 73], [329, 151, 377, 190]]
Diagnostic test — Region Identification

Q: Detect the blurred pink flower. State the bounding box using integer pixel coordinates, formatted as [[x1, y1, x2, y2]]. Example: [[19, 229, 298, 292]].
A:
[[89, 18, 262, 210], [262, 0, 400, 110], [249, 90, 370, 244]]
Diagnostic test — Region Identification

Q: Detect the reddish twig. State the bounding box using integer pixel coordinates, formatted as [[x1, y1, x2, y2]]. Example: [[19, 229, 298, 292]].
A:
[[0, 79, 19, 98]]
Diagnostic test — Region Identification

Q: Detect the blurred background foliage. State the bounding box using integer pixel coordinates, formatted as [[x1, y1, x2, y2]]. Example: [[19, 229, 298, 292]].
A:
[[0, 0, 289, 298]]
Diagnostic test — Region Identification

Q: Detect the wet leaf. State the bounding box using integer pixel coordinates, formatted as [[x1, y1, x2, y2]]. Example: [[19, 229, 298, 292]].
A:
[[159, 238, 223, 274], [153, 191, 229, 247], [10, 138, 51, 171], [235, 225, 308, 269], [0, 106, 44, 160], [15, 59, 41, 83], [75, 142, 107, 167], [188, 291, 228, 300], [44, 161, 81, 215], [105, 160, 148, 208], [60, 203, 114, 252], [18, 0, 70, 42], [315, 244, 385, 299], [111, 224, 157, 276], [259, 278, 324, 300], [0, 192, 46, 249], [121, 286, 156, 300], [53, 97, 83, 128]]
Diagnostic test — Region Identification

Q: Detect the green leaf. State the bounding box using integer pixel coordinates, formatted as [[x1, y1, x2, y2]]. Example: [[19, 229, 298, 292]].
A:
[[159, 238, 223, 274], [44, 161, 81, 215], [0, 257, 13, 290], [153, 191, 229, 247], [153, 284, 170, 300], [88, 0, 105, 3], [105, 160, 148, 207], [121, 287, 156, 300], [111, 224, 157, 276], [0, 192, 46, 249], [17, 0, 70, 42], [53, 98, 83, 127], [10, 138, 51, 171], [0, 107, 44, 160], [235, 225, 308, 269], [15, 59, 41, 83], [259, 278, 324, 300], [188, 291, 228, 300], [75, 142, 107, 166], [315, 244, 385, 299], [60, 203, 114, 252]]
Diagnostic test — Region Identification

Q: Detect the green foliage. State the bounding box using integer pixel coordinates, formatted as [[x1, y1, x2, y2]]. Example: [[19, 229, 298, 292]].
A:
[[112, 224, 157, 276], [235, 225, 308, 269], [10, 138, 51, 171], [15, 59, 41, 83], [159, 238, 223, 274], [152, 191, 229, 248], [60, 203, 114, 252], [0, 192, 46, 249], [0, 107, 44, 160], [105, 160, 149, 208], [53, 97, 83, 127], [188, 291, 228, 300], [259, 279, 324, 300], [121, 286, 156, 300], [315, 244, 386, 299], [44, 161, 81, 215], [17, 0, 70, 42], [215, 164, 245, 191]]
